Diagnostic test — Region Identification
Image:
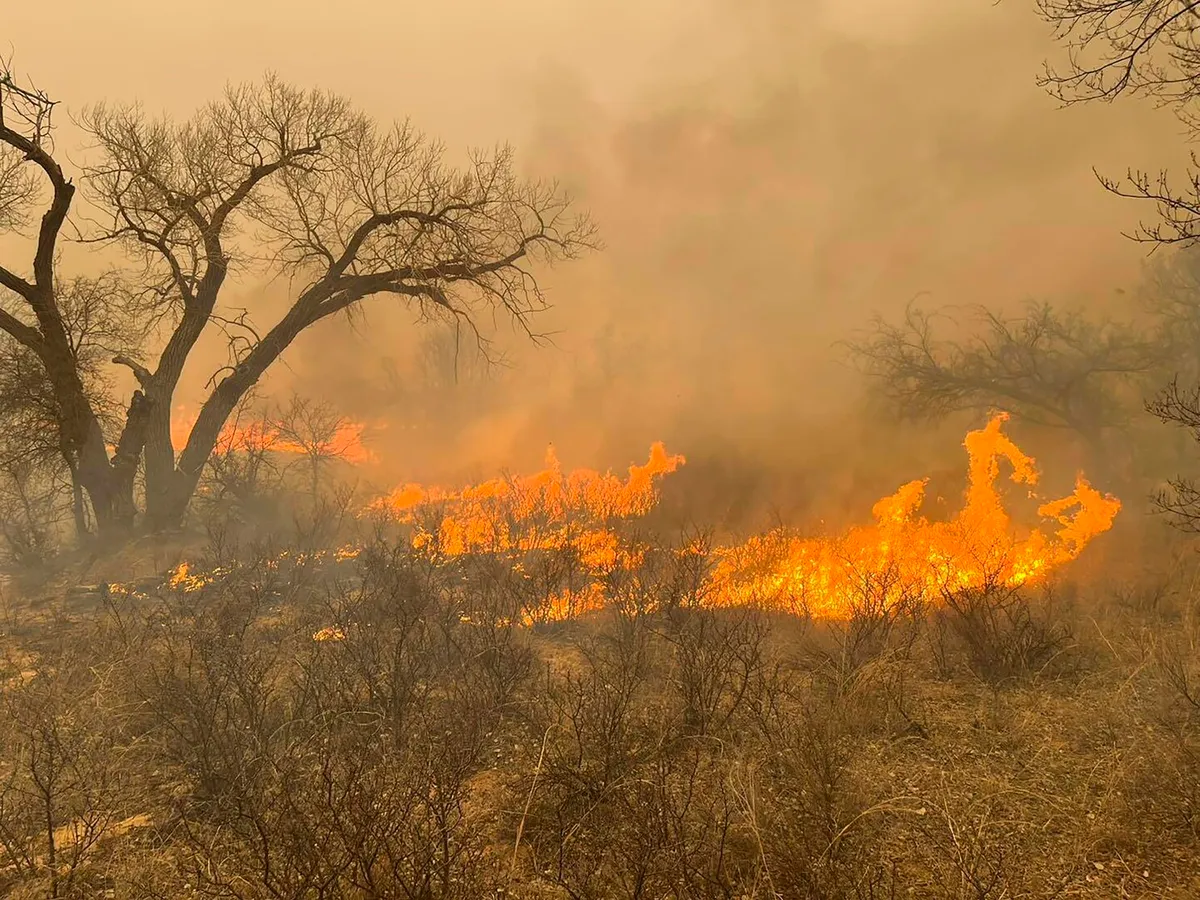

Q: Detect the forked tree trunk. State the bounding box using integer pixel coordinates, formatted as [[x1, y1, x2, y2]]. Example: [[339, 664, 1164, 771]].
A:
[[142, 385, 245, 532], [140, 391, 186, 532], [142, 311, 313, 531], [70, 416, 135, 538], [144, 480, 194, 533], [76, 459, 137, 538]]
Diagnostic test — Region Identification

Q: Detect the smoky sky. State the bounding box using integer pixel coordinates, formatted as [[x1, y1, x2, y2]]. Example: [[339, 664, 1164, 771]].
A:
[[4, 0, 1187, 499]]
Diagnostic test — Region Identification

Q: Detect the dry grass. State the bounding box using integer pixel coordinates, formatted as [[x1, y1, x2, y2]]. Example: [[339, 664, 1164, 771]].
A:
[[0, 528, 1197, 899]]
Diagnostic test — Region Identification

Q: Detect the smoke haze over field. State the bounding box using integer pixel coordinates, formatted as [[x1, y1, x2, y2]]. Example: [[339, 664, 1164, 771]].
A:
[[4, 0, 1187, 516]]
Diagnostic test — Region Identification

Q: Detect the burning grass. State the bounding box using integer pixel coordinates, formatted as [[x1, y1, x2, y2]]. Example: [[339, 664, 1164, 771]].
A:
[[125, 413, 1120, 628], [360, 413, 1120, 622], [171, 403, 377, 464], [6, 413, 1180, 899]]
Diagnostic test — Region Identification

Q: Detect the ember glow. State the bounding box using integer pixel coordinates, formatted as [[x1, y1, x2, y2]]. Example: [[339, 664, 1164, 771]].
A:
[[369, 414, 1120, 620], [170, 407, 376, 464]]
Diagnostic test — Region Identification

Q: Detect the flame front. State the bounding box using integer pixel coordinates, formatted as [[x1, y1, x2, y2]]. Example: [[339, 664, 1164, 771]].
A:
[[156, 415, 1120, 626], [368, 441, 685, 570], [369, 414, 1120, 621], [706, 415, 1120, 617]]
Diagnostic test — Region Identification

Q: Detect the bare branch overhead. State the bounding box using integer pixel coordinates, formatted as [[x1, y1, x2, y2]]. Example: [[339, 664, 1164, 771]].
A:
[[847, 301, 1161, 435], [1037, 0, 1200, 107]]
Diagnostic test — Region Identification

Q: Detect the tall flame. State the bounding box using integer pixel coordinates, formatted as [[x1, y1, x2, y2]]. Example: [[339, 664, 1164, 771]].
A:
[[153, 414, 1120, 626], [369, 414, 1120, 620], [706, 414, 1121, 617]]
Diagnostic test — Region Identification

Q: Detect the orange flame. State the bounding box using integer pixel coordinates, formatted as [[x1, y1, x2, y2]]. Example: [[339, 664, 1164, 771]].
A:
[[157, 415, 1119, 627], [706, 414, 1120, 617], [170, 408, 376, 464], [368, 441, 685, 561], [369, 415, 1120, 621], [167, 561, 212, 593]]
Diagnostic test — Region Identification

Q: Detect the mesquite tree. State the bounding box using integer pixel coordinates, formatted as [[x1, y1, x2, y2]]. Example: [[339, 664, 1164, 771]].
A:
[[848, 301, 1161, 449], [0, 65, 592, 534], [1032, 0, 1200, 521]]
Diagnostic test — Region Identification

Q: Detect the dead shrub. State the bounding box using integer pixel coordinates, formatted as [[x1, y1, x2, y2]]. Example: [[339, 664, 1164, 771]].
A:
[[656, 604, 774, 738], [0, 621, 144, 899], [936, 578, 1075, 685], [745, 696, 903, 899]]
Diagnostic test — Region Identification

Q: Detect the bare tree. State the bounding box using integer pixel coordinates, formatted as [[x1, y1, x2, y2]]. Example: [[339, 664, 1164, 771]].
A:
[[0, 334, 72, 555], [1035, 0, 1200, 244], [0, 455, 60, 571], [1146, 378, 1200, 527], [1031, 3, 1200, 516], [847, 300, 1160, 472], [0, 63, 593, 535], [270, 393, 360, 499], [1135, 243, 1200, 393], [0, 271, 147, 543], [0, 69, 124, 537]]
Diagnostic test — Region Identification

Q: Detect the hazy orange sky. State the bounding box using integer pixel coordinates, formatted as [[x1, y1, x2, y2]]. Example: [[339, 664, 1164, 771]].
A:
[[4, 0, 1187, 499]]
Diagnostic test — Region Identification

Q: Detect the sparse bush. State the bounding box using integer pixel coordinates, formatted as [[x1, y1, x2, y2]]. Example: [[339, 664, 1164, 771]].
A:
[[936, 578, 1075, 684], [746, 697, 900, 899], [0, 523, 1193, 895], [0, 463, 64, 574], [656, 604, 773, 738], [1135, 612, 1200, 840], [0, 619, 144, 899]]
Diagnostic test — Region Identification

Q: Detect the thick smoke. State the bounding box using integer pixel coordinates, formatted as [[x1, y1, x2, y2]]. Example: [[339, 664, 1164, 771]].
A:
[[278, 0, 1179, 524], [5, 0, 1186, 526]]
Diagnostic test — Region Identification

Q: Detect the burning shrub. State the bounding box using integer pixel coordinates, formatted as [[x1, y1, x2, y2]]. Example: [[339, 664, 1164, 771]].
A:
[[803, 563, 927, 681], [362, 415, 1120, 632]]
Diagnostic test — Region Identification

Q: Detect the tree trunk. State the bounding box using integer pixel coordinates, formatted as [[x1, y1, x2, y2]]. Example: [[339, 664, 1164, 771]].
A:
[[142, 389, 238, 532], [141, 387, 184, 531], [143, 474, 194, 533], [31, 330, 139, 537], [77, 465, 136, 537], [72, 422, 135, 537], [142, 304, 319, 531], [67, 463, 88, 543]]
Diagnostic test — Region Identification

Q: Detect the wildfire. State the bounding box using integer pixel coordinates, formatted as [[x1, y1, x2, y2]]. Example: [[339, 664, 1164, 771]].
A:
[[369, 414, 1120, 621], [705, 415, 1121, 617], [167, 561, 212, 593], [170, 408, 376, 464], [157, 415, 1121, 628], [367, 441, 686, 564]]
